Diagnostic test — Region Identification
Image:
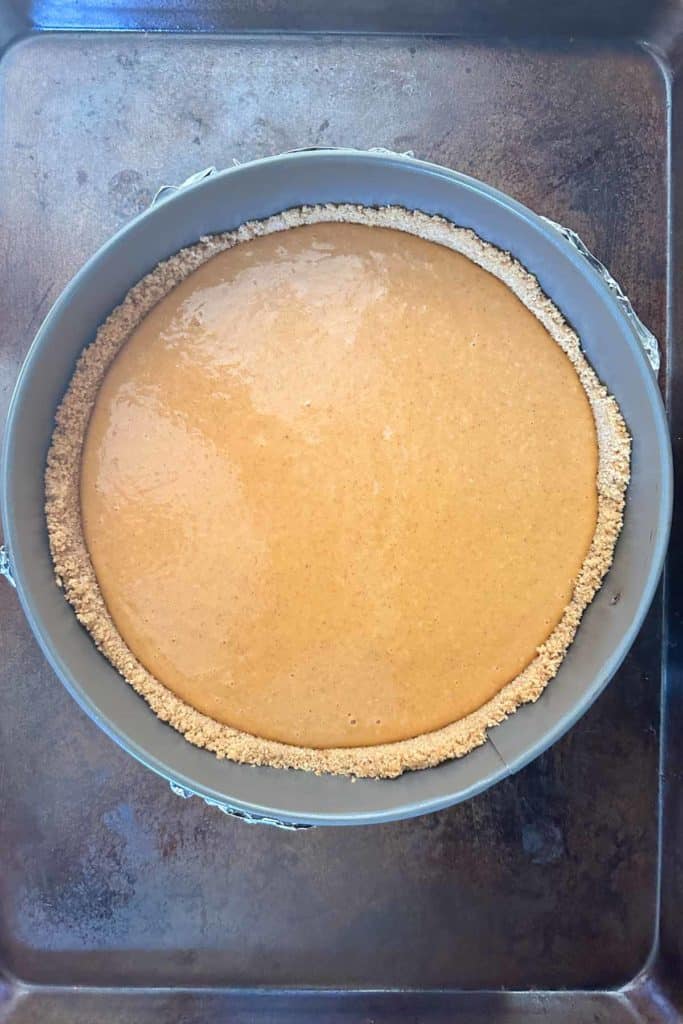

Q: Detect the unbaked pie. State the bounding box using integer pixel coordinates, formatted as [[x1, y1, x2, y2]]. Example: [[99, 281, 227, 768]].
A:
[[45, 206, 630, 777]]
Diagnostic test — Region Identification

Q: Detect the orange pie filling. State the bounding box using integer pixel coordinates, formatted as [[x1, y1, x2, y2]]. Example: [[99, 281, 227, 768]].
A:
[[46, 206, 629, 775], [78, 221, 601, 750]]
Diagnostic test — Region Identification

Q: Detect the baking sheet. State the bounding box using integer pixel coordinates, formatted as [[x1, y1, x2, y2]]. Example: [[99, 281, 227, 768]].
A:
[[0, 5, 678, 1020]]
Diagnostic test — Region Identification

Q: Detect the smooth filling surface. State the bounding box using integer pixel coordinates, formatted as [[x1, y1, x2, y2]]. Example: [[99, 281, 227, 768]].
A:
[[80, 222, 599, 749]]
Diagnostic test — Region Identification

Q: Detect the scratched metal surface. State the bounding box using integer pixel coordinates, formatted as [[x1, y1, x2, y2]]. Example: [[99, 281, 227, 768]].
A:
[[0, 13, 677, 1023]]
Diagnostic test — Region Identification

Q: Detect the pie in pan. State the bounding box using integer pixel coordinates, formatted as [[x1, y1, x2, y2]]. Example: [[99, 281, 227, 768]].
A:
[[45, 205, 630, 778]]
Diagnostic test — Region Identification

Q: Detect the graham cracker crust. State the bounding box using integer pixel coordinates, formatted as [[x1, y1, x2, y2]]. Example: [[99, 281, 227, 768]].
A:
[[44, 205, 631, 779]]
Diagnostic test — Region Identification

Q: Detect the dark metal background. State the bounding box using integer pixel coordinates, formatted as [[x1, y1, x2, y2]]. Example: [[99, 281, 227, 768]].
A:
[[0, 2, 680, 1019]]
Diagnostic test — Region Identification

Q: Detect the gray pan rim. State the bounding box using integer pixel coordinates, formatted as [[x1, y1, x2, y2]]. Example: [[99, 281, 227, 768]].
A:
[[1, 150, 673, 826]]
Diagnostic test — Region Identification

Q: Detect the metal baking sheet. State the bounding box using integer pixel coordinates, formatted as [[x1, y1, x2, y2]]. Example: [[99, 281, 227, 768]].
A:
[[0, 2, 679, 1019]]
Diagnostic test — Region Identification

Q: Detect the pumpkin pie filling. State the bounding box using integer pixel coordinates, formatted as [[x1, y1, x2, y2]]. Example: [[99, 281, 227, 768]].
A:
[[46, 205, 630, 775]]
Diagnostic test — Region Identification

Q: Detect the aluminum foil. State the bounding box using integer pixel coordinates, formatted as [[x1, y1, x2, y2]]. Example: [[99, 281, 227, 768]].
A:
[[168, 781, 310, 831], [0, 544, 15, 588], [540, 214, 661, 373], [152, 165, 217, 206]]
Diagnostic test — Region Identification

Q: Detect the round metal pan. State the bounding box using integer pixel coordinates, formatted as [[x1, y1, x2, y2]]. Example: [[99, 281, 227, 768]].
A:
[[1, 150, 672, 826]]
